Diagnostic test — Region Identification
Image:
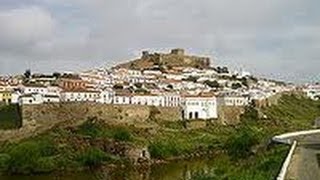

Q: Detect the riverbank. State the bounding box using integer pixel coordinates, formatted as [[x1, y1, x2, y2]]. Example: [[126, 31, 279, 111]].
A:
[[0, 94, 319, 179]]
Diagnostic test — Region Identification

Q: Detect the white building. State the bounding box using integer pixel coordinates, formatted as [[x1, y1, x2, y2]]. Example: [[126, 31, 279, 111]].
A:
[[303, 85, 320, 100], [99, 89, 115, 104], [19, 93, 44, 105], [218, 95, 250, 106], [60, 90, 100, 102], [43, 95, 60, 103], [21, 84, 48, 95], [181, 95, 218, 120], [131, 95, 163, 106], [162, 93, 181, 107], [11, 91, 21, 104], [113, 95, 131, 105]]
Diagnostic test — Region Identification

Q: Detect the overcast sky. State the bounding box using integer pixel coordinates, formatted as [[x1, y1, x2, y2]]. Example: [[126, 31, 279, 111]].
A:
[[0, 0, 319, 83]]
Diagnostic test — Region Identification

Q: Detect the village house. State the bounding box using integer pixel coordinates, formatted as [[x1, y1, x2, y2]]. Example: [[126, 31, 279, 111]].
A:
[[217, 92, 250, 106], [43, 95, 60, 103], [162, 93, 181, 107], [47, 86, 62, 96], [303, 85, 320, 100], [21, 84, 48, 95], [60, 90, 100, 102], [112, 89, 132, 105], [99, 89, 115, 104], [181, 94, 218, 120], [29, 74, 57, 86], [0, 90, 12, 104], [58, 77, 87, 90], [19, 93, 44, 105], [131, 94, 163, 106]]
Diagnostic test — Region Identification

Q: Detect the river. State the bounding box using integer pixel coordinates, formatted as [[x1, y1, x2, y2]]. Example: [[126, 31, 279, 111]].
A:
[[0, 157, 218, 180]]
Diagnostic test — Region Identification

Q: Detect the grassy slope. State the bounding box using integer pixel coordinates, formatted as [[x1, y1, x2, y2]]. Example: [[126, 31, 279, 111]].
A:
[[0, 94, 319, 179]]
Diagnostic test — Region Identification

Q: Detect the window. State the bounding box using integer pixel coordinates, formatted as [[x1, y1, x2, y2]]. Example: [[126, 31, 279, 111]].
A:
[[189, 112, 193, 119]]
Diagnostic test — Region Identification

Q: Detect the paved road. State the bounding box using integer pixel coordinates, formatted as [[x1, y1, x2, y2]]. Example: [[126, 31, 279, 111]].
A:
[[286, 134, 320, 180]]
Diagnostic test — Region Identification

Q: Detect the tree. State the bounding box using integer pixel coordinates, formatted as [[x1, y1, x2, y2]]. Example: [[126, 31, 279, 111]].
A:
[[225, 126, 260, 159], [204, 80, 220, 88], [222, 66, 229, 73], [113, 84, 123, 89], [52, 72, 61, 79], [215, 66, 229, 74], [24, 69, 31, 79], [134, 83, 143, 89], [184, 76, 199, 83], [167, 84, 173, 89], [241, 77, 249, 87], [231, 83, 242, 89]]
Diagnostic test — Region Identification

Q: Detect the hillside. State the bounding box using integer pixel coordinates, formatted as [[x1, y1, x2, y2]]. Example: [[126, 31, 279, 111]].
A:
[[115, 48, 211, 70]]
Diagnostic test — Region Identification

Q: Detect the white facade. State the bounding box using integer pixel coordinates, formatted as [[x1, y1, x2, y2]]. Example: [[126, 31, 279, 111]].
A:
[[60, 91, 100, 102], [43, 95, 60, 103], [21, 85, 48, 95], [113, 95, 131, 104], [182, 96, 218, 120], [218, 95, 249, 106], [131, 95, 163, 106], [99, 90, 115, 104], [11, 92, 20, 104], [162, 93, 181, 107], [19, 93, 44, 105], [303, 86, 320, 100]]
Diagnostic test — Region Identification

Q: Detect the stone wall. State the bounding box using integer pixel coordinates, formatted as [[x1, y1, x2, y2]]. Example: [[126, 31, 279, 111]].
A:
[[217, 106, 245, 125], [21, 103, 182, 128]]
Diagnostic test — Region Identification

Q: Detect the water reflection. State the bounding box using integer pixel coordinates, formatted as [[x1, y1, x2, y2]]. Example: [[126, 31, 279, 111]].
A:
[[0, 157, 217, 180]]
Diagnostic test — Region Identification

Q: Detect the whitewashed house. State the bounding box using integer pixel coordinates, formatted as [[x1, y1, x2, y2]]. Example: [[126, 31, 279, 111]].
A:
[[303, 85, 320, 100], [60, 90, 100, 102], [181, 94, 218, 120], [19, 93, 44, 105], [99, 89, 115, 104], [47, 86, 62, 96], [11, 91, 21, 104], [113, 95, 131, 105], [131, 95, 163, 106], [162, 93, 181, 107], [43, 95, 60, 103], [218, 94, 250, 106], [21, 84, 48, 95]]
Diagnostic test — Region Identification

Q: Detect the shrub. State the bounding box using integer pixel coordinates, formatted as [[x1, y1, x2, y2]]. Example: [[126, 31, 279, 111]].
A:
[[77, 119, 103, 138], [225, 127, 260, 160], [148, 140, 182, 159], [76, 148, 108, 167], [113, 127, 132, 142], [0, 153, 10, 170], [241, 106, 259, 123], [7, 140, 57, 174], [190, 169, 222, 180], [34, 157, 57, 173], [149, 141, 170, 159]]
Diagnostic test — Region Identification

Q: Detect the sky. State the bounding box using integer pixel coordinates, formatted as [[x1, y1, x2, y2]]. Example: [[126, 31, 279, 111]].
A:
[[0, 0, 319, 83]]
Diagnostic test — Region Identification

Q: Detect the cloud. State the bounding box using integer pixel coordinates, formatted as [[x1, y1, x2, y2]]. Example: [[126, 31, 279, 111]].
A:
[[0, 6, 55, 49], [0, 0, 319, 83]]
